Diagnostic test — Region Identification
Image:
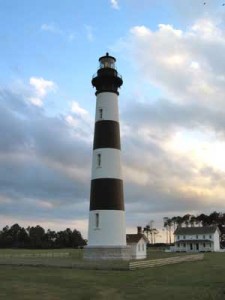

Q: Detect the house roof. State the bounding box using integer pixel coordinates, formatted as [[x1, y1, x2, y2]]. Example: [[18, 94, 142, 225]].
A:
[[174, 225, 219, 235], [126, 234, 148, 244]]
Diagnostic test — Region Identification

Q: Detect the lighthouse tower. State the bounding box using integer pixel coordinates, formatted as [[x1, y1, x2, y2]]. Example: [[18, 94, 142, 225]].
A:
[[84, 53, 130, 260]]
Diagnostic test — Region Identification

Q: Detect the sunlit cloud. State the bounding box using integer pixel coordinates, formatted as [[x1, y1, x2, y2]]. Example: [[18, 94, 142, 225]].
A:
[[115, 15, 225, 223], [28, 77, 56, 106], [110, 0, 119, 10], [71, 101, 89, 118], [119, 18, 225, 108]]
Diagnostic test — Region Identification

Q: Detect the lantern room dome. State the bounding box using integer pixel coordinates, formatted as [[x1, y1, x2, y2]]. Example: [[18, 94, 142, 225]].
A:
[[92, 53, 123, 95], [99, 52, 116, 69]]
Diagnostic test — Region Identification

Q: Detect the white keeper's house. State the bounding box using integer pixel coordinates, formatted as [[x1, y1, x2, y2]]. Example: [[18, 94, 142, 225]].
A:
[[172, 225, 221, 252]]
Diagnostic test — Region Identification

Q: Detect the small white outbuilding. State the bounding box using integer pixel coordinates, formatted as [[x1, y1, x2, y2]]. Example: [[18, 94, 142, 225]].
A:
[[126, 227, 148, 260]]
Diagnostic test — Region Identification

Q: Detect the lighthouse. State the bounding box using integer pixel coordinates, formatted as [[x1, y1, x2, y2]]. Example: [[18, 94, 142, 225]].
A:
[[84, 53, 130, 260]]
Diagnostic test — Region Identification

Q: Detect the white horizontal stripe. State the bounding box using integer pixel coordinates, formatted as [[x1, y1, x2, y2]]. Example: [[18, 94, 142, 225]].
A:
[[91, 148, 122, 180], [88, 210, 126, 246], [95, 92, 119, 122]]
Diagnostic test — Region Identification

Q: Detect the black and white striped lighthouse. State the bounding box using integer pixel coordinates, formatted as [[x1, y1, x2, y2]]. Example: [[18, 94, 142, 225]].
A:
[[84, 53, 130, 260]]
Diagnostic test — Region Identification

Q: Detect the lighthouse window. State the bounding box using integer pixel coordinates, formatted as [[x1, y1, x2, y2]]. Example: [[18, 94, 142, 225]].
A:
[[97, 153, 101, 168], [99, 108, 103, 119], [95, 213, 99, 228]]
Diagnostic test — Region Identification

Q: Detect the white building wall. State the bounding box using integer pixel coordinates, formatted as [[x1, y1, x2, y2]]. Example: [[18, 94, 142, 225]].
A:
[[129, 244, 137, 259], [128, 241, 147, 260], [174, 230, 221, 252], [135, 239, 147, 259]]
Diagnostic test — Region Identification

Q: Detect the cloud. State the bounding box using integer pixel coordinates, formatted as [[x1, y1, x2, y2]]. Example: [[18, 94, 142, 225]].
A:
[[85, 25, 94, 42], [28, 77, 56, 106], [0, 82, 92, 234], [110, 0, 119, 10], [71, 101, 89, 118], [115, 15, 225, 222], [65, 101, 93, 143], [41, 23, 63, 35], [29, 77, 56, 98], [40, 23, 76, 42], [1, 11, 225, 237], [124, 20, 225, 110]]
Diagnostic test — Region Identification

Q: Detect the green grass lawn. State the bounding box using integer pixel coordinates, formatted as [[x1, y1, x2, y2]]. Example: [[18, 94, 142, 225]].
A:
[[0, 251, 224, 299]]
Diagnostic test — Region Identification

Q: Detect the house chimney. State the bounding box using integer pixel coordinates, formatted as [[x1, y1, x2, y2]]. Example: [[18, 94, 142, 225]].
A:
[[137, 226, 142, 234]]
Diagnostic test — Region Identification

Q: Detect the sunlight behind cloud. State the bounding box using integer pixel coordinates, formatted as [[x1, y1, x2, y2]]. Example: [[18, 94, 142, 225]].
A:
[[166, 130, 225, 172]]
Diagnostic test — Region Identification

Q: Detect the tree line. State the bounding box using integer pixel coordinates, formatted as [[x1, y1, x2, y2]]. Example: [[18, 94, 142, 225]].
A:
[[0, 224, 86, 249], [163, 211, 225, 244]]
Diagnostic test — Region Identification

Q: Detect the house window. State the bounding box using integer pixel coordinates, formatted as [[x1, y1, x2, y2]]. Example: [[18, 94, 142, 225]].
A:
[[203, 243, 206, 248], [183, 243, 186, 247], [196, 235, 198, 239], [209, 235, 212, 239], [95, 213, 99, 228], [177, 235, 180, 240], [177, 243, 180, 248], [203, 235, 205, 239], [183, 236, 186, 240], [97, 153, 101, 168], [99, 108, 103, 119]]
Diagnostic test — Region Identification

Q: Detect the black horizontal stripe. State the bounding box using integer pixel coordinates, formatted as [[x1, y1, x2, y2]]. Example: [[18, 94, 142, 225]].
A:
[[93, 120, 121, 150], [90, 178, 124, 211]]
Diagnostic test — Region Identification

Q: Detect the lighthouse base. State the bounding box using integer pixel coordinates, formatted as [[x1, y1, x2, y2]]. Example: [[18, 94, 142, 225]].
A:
[[83, 245, 131, 261]]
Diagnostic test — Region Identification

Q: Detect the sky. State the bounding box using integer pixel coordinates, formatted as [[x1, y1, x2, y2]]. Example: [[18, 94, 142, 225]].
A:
[[0, 0, 225, 242]]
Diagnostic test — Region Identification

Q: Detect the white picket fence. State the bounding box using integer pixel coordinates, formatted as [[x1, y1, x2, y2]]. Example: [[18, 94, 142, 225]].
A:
[[129, 254, 204, 270]]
